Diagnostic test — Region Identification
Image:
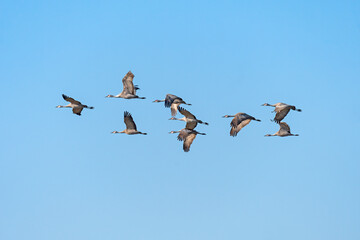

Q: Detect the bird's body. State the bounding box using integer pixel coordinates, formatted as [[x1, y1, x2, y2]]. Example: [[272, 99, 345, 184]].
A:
[[112, 111, 147, 135], [169, 128, 206, 152], [265, 122, 299, 137], [262, 102, 301, 123], [106, 71, 145, 99], [222, 113, 261, 137], [169, 107, 208, 130], [153, 94, 191, 116], [56, 94, 94, 116]]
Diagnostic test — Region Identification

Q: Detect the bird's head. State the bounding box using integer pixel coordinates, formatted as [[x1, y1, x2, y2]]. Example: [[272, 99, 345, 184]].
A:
[[153, 99, 161, 103], [169, 131, 178, 134], [56, 105, 62, 108], [261, 103, 269, 106], [111, 131, 117, 134], [105, 95, 112, 98], [222, 115, 231, 118], [264, 134, 272, 137]]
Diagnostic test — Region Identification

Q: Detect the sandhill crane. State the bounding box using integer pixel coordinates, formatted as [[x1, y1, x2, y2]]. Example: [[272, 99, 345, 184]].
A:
[[262, 102, 301, 123], [265, 122, 299, 137], [169, 107, 208, 130], [222, 113, 261, 137], [56, 94, 94, 116], [111, 111, 147, 135], [106, 71, 145, 99], [169, 128, 206, 152], [153, 94, 191, 116]]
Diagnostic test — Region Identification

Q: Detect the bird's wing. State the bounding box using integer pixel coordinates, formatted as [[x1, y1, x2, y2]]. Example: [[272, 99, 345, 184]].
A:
[[230, 113, 248, 128], [279, 122, 291, 133], [62, 94, 81, 105], [183, 133, 197, 152], [122, 71, 136, 95], [124, 111, 137, 130], [230, 119, 251, 136], [185, 121, 197, 130], [165, 94, 181, 108], [274, 108, 290, 123], [72, 107, 83, 115], [170, 104, 179, 116], [178, 107, 196, 119], [177, 129, 190, 141]]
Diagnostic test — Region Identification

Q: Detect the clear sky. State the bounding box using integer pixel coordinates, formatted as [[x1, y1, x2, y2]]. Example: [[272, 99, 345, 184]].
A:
[[1, 0, 359, 239]]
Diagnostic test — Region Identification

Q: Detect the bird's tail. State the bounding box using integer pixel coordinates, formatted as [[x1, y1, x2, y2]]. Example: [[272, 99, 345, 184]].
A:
[[198, 120, 209, 125]]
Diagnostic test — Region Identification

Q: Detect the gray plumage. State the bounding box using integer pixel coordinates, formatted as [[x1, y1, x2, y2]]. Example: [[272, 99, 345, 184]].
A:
[[169, 128, 206, 152], [153, 94, 191, 116], [169, 107, 209, 130], [56, 94, 94, 116], [262, 102, 301, 123], [222, 113, 261, 137], [265, 122, 299, 137], [106, 71, 146, 99]]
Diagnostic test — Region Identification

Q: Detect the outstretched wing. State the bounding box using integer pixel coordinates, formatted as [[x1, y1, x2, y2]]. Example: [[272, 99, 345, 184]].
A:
[[274, 108, 290, 123], [124, 111, 137, 130], [62, 94, 81, 105], [183, 133, 197, 152], [279, 122, 291, 134], [165, 94, 181, 108], [72, 107, 83, 116], [230, 113, 251, 128], [122, 71, 136, 95], [185, 121, 197, 130], [230, 119, 251, 137], [177, 129, 190, 141], [178, 107, 196, 119]]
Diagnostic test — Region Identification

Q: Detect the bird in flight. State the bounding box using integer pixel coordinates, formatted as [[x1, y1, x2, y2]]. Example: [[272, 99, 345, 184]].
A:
[[106, 71, 145, 99], [222, 113, 261, 137], [262, 102, 301, 123], [169, 128, 206, 152], [265, 122, 299, 137], [111, 111, 147, 135], [56, 94, 94, 116], [169, 107, 208, 130], [153, 94, 191, 116]]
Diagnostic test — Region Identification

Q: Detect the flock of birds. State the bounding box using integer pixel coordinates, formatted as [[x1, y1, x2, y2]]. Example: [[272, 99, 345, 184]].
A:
[[56, 71, 302, 152]]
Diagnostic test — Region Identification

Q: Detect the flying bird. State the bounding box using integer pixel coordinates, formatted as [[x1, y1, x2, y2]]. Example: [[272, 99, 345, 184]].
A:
[[265, 122, 299, 137], [262, 102, 301, 123], [169, 128, 206, 152], [153, 94, 191, 116], [169, 107, 208, 130], [111, 111, 147, 135], [56, 94, 94, 116], [222, 113, 261, 137], [106, 71, 145, 99]]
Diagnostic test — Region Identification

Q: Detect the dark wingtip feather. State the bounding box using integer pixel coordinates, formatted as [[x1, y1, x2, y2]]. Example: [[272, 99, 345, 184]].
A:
[[124, 111, 131, 117]]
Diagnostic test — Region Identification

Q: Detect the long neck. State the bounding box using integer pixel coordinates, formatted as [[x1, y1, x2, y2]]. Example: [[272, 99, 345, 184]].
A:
[[154, 99, 165, 102], [265, 134, 276, 137], [57, 105, 71, 108], [170, 117, 185, 121]]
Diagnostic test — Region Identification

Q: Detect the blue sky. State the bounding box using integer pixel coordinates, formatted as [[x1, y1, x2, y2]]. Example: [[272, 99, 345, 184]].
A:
[[1, 0, 359, 239]]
